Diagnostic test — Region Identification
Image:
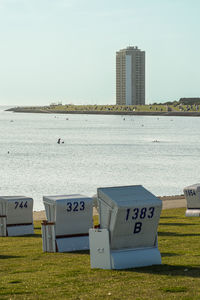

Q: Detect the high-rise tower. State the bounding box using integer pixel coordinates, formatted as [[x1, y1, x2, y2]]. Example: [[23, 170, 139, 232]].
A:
[[116, 46, 145, 105]]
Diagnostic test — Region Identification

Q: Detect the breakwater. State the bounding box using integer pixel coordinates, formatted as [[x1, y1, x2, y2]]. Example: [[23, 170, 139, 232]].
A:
[[6, 107, 200, 117]]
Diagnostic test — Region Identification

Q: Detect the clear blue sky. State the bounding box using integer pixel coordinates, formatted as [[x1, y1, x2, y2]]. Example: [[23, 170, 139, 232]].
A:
[[0, 0, 199, 105]]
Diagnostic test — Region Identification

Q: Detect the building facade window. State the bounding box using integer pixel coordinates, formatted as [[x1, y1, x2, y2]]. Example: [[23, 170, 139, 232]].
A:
[[116, 46, 145, 105]]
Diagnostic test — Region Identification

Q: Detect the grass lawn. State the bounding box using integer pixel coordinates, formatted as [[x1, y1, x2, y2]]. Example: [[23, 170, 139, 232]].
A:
[[0, 208, 200, 299], [9, 104, 200, 114], [33, 104, 169, 113]]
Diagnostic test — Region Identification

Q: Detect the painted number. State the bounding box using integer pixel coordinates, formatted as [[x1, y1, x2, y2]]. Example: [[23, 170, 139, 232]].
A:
[[125, 207, 155, 234], [140, 207, 147, 219], [66, 201, 85, 212], [132, 208, 139, 219], [185, 189, 196, 196], [14, 201, 28, 209], [125, 207, 155, 221], [148, 207, 155, 218]]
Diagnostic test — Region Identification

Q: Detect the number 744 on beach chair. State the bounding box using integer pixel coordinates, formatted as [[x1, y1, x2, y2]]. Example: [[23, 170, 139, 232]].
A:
[[0, 196, 34, 237]]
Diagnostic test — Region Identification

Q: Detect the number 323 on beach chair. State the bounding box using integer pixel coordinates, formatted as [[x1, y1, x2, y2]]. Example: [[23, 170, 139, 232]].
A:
[[0, 196, 34, 237], [41, 195, 93, 252]]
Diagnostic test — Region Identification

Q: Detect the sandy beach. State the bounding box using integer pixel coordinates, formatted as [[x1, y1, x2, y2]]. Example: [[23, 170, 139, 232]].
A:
[[33, 194, 186, 221]]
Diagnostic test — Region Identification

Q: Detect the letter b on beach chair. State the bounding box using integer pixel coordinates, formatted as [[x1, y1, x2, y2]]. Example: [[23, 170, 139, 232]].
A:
[[89, 185, 162, 269]]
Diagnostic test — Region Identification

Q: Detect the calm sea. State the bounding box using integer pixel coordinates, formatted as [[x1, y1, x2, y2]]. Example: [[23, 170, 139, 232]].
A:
[[1, 106, 200, 211]]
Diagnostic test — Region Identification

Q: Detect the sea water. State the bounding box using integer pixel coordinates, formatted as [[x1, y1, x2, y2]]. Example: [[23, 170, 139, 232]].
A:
[[1, 106, 200, 210]]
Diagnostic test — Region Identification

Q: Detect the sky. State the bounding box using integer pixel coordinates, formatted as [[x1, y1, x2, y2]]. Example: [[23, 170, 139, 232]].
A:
[[0, 0, 200, 106]]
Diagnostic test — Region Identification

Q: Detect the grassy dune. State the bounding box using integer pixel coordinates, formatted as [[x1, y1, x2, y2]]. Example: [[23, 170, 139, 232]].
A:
[[0, 208, 200, 299], [7, 103, 200, 115]]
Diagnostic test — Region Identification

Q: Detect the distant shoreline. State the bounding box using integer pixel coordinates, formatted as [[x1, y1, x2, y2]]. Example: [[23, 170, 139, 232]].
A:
[[6, 107, 200, 117]]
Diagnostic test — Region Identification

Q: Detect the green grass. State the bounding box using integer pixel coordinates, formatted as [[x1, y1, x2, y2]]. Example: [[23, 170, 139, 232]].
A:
[[44, 104, 169, 113], [11, 104, 200, 114], [0, 208, 200, 299]]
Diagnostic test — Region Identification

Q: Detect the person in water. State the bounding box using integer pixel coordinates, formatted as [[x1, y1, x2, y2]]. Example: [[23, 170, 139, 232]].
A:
[[57, 138, 61, 144]]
